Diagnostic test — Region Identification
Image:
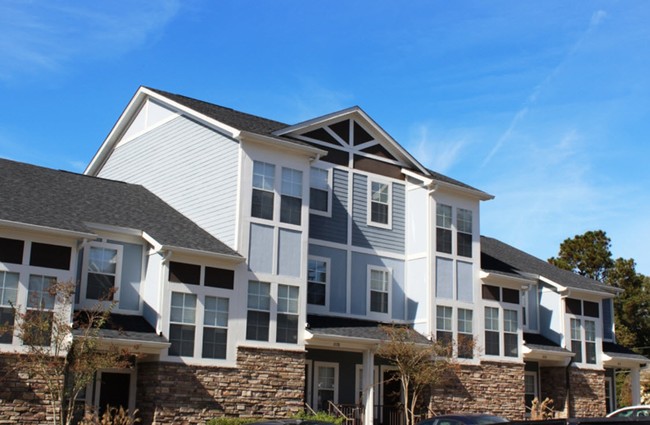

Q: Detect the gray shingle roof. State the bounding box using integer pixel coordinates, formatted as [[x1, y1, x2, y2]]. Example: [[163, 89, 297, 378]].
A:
[[603, 341, 648, 363], [0, 158, 240, 257], [481, 235, 617, 294], [523, 332, 572, 354]]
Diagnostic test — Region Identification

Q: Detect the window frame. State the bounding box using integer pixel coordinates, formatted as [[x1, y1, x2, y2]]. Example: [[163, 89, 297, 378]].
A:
[[307, 256, 329, 308], [367, 179, 392, 229], [565, 298, 601, 366], [251, 160, 276, 221], [367, 266, 391, 316], [168, 291, 197, 357], [309, 166, 332, 217], [313, 362, 339, 411], [246, 280, 271, 342], [201, 295, 229, 360], [280, 167, 303, 225], [80, 241, 123, 306], [276, 284, 300, 344], [482, 285, 522, 360]]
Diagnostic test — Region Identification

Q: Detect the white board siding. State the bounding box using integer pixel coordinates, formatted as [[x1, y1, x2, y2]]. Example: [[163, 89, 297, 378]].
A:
[[98, 115, 239, 248]]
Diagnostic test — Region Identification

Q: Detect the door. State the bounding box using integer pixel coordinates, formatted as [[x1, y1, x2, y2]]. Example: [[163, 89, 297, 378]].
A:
[[96, 371, 132, 415], [382, 369, 402, 425]]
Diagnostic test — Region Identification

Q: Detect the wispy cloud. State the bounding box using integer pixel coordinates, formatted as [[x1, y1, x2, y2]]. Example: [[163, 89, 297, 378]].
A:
[[481, 9, 608, 167], [285, 77, 355, 122], [0, 0, 181, 81], [409, 124, 466, 173]]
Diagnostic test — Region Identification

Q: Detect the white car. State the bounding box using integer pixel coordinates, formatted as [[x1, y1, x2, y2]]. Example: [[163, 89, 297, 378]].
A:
[[606, 405, 650, 418]]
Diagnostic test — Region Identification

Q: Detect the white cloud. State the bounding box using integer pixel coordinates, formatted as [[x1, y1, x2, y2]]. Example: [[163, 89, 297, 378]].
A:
[[0, 0, 181, 81], [408, 124, 466, 173]]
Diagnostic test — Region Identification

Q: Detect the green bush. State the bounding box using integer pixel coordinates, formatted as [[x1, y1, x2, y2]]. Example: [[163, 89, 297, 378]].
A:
[[293, 411, 343, 424], [206, 418, 260, 425], [206, 412, 343, 425]]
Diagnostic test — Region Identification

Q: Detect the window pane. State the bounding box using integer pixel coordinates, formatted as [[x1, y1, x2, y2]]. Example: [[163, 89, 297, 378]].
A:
[[278, 285, 299, 314], [87, 273, 115, 300], [457, 233, 472, 257], [436, 306, 452, 331], [458, 333, 474, 359], [0, 271, 19, 307], [457, 209, 472, 233], [0, 237, 24, 264], [370, 182, 389, 225], [204, 267, 234, 290], [88, 247, 117, 274], [169, 324, 195, 356], [310, 188, 329, 212], [168, 261, 201, 285], [252, 189, 274, 219], [280, 195, 301, 225], [170, 292, 196, 324], [204, 296, 229, 327], [436, 228, 452, 253], [485, 331, 499, 356], [310, 167, 329, 190], [30, 242, 71, 270], [253, 161, 275, 190], [436, 204, 452, 228], [281, 168, 303, 198], [370, 269, 388, 313], [277, 313, 298, 343], [503, 288, 520, 304], [504, 333, 518, 357], [0, 307, 15, 344], [202, 328, 227, 359], [370, 291, 388, 313], [27, 275, 56, 309], [458, 308, 473, 333], [308, 259, 327, 305], [485, 307, 499, 331], [246, 310, 270, 341], [247, 281, 270, 310], [504, 309, 518, 332], [22, 311, 53, 346]]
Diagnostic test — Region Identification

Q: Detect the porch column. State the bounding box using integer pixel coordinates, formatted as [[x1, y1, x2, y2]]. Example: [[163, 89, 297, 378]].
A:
[[363, 349, 375, 425], [630, 366, 641, 405]]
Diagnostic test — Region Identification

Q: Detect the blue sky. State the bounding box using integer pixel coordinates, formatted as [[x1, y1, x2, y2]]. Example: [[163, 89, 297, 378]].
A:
[[1, 0, 648, 274]]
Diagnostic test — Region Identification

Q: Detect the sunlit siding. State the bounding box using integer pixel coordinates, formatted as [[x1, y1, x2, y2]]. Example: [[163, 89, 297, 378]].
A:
[[98, 115, 239, 248]]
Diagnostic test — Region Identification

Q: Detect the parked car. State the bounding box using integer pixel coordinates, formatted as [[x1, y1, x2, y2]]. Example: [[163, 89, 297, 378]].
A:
[[606, 405, 650, 418], [417, 414, 509, 425]]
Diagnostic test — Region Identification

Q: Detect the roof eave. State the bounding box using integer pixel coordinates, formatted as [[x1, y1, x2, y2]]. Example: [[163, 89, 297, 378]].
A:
[[433, 179, 494, 201], [239, 131, 327, 157], [163, 245, 244, 263], [0, 219, 96, 240]]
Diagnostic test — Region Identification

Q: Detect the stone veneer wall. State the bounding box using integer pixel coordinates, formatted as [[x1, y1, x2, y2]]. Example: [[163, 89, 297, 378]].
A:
[[569, 367, 606, 417], [540, 366, 569, 417], [430, 361, 525, 420], [136, 346, 305, 425], [0, 353, 60, 424]]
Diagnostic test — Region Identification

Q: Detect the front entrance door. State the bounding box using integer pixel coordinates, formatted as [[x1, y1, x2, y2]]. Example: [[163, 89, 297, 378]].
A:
[[382, 369, 402, 425], [96, 371, 132, 415]]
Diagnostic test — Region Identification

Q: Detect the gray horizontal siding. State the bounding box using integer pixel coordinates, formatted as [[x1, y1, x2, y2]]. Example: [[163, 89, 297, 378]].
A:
[[351, 174, 405, 253], [309, 168, 348, 243], [98, 116, 239, 248]]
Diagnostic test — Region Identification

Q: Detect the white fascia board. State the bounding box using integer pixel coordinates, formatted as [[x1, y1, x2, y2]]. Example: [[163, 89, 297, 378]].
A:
[[602, 352, 648, 368], [161, 245, 245, 263], [274, 106, 431, 176], [401, 169, 433, 186], [305, 331, 380, 350], [85, 86, 243, 176], [522, 345, 574, 365], [0, 219, 96, 240], [538, 275, 619, 298], [432, 179, 494, 201], [480, 270, 536, 287], [238, 131, 327, 158], [85, 336, 171, 354], [84, 222, 144, 238]]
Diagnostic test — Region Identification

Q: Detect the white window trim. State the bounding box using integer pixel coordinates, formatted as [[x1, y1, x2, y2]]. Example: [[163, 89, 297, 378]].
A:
[[309, 166, 333, 218], [366, 179, 392, 229], [313, 361, 339, 410], [367, 265, 391, 318], [524, 371, 539, 416], [481, 296, 523, 361], [566, 312, 601, 368], [91, 368, 137, 414], [307, 255, 330, 312], [79, 241, 124, 308], [355, 364, 379, 405]]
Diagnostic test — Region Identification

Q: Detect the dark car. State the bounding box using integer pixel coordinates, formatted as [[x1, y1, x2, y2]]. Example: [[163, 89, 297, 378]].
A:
[[417, 414, 509, 425]]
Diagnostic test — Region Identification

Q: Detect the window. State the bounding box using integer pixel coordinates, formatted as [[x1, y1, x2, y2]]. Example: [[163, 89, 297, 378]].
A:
[[204, 267, 234, 290], [485, 306, 500, 356], [310, 167, 330, 213], [566, 298, 599, 365], [23, 275, 57, 346], [570, 318, 582, 363], [169, 261, 201, 285], [315, 364, 337, 411], [169, 292, 196, 357], [246, 281, 270, 341], [252, 161, 275, 220], [457, 308, 474, 359], [30, 242, 71, 270], [436, 204, 452, 253], [202, 296, 228, 359], [281, 168, 303, 225], [369, 181, 390, 226], [457, 208, 472, 257], [277, 285, 299, 343], [0, 271, 19, 344], [369, 268, 389, 314], [524, 372, 538, 412], [503, 309, 518, 357], [0, 237, 24, 264], [436, 305, 453, 344], [87, 245, 120, 300], [307, 258, 327, 306]]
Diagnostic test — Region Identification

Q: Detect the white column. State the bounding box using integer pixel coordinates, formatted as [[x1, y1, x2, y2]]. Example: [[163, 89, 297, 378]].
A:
[[363, 349, 375, 425], [631, 366, 642, 405]]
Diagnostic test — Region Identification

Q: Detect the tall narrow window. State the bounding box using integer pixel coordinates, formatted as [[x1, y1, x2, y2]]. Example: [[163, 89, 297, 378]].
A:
[[202, 296, 229, 359], [457, 208, 472, 257], [370, 181, 390, 225], [24, 275, 57, 346], [307, 258, 327, 306], [503, 309, 518, 357], [570, 318, 582, 363], [310, 167, 330, 213], [585, 320, 597, 364], [252, 161, 275, 220], [277, 285, 299, 343], [524, 373, 538, 413], [316, 365, 336, 410], [485, 307, 500, 356], [169, 292, 196, 357], [369, 268, 389, 314], [436, 305, 453, 345], [458, 308, 474, 359], [246, 281, 270, 341], [87, 246, 119, 300], [0, 271, 19, 344], [281, 168, 303, 225], [436, 204, 452, 253]]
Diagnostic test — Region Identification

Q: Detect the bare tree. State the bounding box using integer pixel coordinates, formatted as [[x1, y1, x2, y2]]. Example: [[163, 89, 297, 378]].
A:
[[3, 280, 131, 425], [376, 325, 460, 425]]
